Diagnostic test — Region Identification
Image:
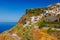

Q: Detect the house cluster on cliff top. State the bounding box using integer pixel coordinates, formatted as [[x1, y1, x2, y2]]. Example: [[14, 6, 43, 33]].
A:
[[44, 3, 60, 16], [44, 3, 60, 22], [22, 3, 60, 27]]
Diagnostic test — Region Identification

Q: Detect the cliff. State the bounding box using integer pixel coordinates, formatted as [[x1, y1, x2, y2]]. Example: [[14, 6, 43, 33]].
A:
[[0, 3, 60, 40]]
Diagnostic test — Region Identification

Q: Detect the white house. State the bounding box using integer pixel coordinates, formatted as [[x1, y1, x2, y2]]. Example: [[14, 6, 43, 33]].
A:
[[30, 16, 41, 24], [56, 3, 60, 5], [45, 10, 50, 13], [45, 6, 60, 16], [30, 16, 36, 24]]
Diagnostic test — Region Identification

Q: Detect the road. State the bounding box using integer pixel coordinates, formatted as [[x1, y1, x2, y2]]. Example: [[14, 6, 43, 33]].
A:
[[43, 27, 60, 30]]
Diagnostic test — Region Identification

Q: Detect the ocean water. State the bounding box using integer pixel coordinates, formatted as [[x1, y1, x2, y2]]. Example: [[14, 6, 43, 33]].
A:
[[0, 22, 17, 33]]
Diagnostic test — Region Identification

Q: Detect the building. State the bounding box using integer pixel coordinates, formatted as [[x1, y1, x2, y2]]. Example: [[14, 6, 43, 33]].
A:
[[44, 16, 59, 22], [45, 3, 60, 16], [30, 16, 41, 24]]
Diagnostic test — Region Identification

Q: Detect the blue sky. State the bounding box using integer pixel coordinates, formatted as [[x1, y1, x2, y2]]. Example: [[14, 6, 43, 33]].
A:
[[0, 0, 59, 22]]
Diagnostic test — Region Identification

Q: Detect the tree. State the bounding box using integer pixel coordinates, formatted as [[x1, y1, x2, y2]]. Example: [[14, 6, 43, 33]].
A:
[[57, 14, 60, 18], [33, 8, 45, 16], [57, 14, 60, 22], [27, 8, 45, 16]]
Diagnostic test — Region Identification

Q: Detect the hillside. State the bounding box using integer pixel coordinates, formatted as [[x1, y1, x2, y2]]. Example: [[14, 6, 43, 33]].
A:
[[0, 3, 60, 40]]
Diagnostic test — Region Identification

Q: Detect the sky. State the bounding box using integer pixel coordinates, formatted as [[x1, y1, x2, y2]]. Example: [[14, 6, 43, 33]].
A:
[[0, 0, 60, 22]]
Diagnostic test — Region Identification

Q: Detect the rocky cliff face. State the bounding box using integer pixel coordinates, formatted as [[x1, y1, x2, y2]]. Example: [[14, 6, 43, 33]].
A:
[[0, 3, 60, 40]]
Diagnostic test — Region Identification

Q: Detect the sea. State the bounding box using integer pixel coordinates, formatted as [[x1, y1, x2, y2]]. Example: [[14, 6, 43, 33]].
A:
[[0, 22, 17, 33]]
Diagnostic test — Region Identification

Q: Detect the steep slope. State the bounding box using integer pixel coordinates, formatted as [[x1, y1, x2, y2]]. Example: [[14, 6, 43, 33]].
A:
[[0, 3, 60, 40]]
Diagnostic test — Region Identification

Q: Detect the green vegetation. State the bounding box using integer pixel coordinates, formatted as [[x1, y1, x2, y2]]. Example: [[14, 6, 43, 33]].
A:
[[10, 24, 23, 33], [54, 25, 60, 28], [27, 8, 45, 16], [47, 27, 57, 34], [57, 14, 60, 18], [38, 18, 47, 28], [21, 26, 33, 40]]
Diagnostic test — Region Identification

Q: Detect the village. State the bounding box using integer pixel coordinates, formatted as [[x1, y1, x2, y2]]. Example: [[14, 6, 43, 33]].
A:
[[23, 3, 60, 28]]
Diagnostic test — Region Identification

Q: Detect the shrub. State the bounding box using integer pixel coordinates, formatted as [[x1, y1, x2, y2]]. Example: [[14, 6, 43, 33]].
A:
[[21, 26, 33, 40], [47, 27, 57, 34], [38, 19, 47, 28]]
